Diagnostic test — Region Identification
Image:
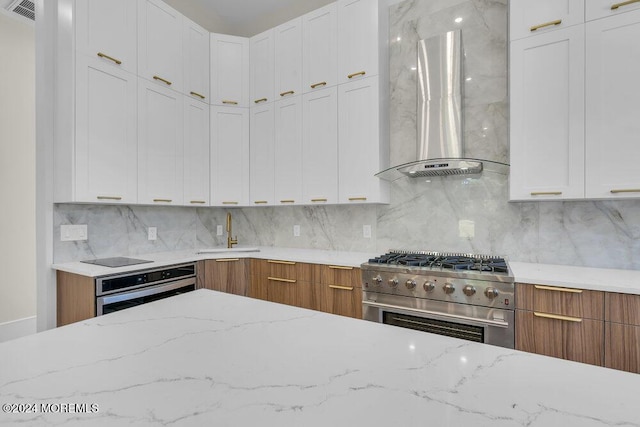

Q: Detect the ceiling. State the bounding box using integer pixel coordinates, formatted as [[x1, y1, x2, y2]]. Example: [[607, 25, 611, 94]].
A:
[[162, 0, 335, 37]]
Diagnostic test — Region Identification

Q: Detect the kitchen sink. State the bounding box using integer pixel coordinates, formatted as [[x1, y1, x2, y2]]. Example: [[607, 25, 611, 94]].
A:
[[198, 247, 260, 254]]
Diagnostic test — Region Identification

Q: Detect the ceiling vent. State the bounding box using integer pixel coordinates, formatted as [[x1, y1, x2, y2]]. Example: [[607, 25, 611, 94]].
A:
[[6, 0, 35, 21]]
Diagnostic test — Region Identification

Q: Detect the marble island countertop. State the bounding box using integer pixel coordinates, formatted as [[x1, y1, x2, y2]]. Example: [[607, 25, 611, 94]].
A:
[[1, 289, 639, 426]]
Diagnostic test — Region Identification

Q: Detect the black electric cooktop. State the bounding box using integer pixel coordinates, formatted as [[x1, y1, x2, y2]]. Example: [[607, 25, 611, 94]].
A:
[[80, 257, 153, 268]]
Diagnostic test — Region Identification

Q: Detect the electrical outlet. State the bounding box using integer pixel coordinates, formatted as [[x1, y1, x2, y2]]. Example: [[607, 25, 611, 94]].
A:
[[293, 225, 300, 237], [216, 225, 223, 236], [363, 225, 372, 239], [148, 227, 157, 241], [60, 224, 88, 242]]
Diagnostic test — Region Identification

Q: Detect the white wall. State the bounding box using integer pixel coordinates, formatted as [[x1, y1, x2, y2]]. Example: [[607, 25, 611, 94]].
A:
[[0, 12, 36, 335]]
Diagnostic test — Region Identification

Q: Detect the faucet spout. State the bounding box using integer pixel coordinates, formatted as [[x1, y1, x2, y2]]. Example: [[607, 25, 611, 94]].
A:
[[226, 212, 238, 249]]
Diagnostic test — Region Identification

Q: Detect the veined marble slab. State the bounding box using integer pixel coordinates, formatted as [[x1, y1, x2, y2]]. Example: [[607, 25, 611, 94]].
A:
[[1, 290, 638, 426]]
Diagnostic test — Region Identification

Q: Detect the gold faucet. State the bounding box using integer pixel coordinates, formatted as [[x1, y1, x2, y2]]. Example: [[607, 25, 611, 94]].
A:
[[226, 212, 238, 249]]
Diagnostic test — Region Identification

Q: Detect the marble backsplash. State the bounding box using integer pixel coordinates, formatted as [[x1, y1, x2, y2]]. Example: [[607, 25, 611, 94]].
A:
[[54, 0, 640, 270]]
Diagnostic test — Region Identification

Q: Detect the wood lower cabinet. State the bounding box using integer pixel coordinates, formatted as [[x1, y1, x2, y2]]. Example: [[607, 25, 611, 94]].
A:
[[605, 293, 640, 373], [57, 271, 96, 327], [318, 264, 362, 319], [202, 258, 249, 296]]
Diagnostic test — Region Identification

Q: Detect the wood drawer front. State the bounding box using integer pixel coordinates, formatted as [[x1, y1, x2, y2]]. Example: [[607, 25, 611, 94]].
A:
[[319, 265, 361, 287], [320, 283, 362, 319], [605, 322, 640, 374], [57, 271, 96, 327], [203, 259, 249, 296], [516, 283, 604, 320], [266, 259, 314, 282], [605, 293, 640, 325], [516, 310, 604, 366]]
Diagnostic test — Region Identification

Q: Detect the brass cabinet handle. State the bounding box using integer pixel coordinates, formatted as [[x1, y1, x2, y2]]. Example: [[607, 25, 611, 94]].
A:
[[190, 91, 205, 100], [222, 100, 238, 105], [347, 71, 366, 79], [268, 260, 296, 265], [97, 196, 122, 201], [348, 197, 367, 201], [611, 0, 640, 9], [280, 90, 295, 97], [530, 191, 562, 196], [611, 189, 640, 194], [153, 75, 172, 86], [311, 198, 328, 203], [328, 265, 353, 270], [153, 199, 172, 203], [216, 258, 240, 262], [280, 200, 295, 204], [190, 200, 206, 204], [254, 201, 268, 204], [222, 201, 239, 205], [254, 98, 268, 104], [534, 285, 583, 294], [97, 52, 122, 65], [310, 81, 327, 89], [530, 19, 562, 32], [329, 285, 354, 291], [534, 312, 583, 323], [268, 277, 296, 283]]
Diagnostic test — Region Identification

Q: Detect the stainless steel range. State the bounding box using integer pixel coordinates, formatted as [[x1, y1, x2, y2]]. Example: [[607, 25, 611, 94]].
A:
[[361, 251, 515, 348]]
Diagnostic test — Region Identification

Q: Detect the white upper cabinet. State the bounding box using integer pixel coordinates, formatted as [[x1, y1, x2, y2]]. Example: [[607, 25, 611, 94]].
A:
[[586, 9, 640, 199], [587, 0, 640, 21], [138, 78, 184, 205], [274, 17, 303, 100], [184, 96, 210, 206], [250, 29, 275, 106], [76, 0, 137, 74], [302, 87, 338, 205], [302, 3, 338, 93], [250, 104, 275, 205], [210, 33, 250, 107], [510, 0, 585, 41], [183, 17, 210, 102], [337, 0, 380, 84], [210, 106, 250, 207], [138, 0, 183, 93], [509, 26, 585, 201], [74, 56, 138, 204], [274, 96, 303, 205]]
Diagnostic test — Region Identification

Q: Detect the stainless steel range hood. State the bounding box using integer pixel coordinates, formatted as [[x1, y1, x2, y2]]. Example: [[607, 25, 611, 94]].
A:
[[377, 30, 508, 181]]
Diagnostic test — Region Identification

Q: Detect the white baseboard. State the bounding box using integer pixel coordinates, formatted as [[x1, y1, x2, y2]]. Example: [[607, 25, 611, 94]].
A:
[[0, 316, 37, 343]]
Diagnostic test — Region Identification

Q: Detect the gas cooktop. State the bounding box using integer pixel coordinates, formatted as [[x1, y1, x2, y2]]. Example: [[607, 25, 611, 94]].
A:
[[366, 250, 509, 274]]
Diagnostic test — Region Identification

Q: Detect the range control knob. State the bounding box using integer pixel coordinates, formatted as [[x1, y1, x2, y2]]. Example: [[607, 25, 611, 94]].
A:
[[405, 279, 416, 290], [463, 285, 476, 297], [485, 287, 499, 299], [388, 278, 399, 288], [373, 275, 383, 285], [443, 283, 455, 295], [423, 281, 435, 292]]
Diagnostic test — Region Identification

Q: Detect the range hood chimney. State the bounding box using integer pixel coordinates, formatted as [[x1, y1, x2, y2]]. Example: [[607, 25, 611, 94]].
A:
[[377, 30, 508, 181]]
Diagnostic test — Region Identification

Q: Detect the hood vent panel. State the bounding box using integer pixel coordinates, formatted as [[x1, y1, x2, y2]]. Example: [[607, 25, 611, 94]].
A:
[[7, 0, 35, 21]]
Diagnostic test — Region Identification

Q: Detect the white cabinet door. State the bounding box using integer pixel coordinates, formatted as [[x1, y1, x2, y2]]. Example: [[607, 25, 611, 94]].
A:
[[274, 96, 303, 205], [510, 0, 584, 41], [76, 0, 137, 74], [138, 0, 183, 93], [184, 96, 210, 206], [302, 3, 338, 93], [509, 26, 585, 201], [138, 78, 184, 205], [183, 17, 210, 102], [337, 0, 379, 84], [210, 107, 250, 206], [586, 10, 640, 199], [75, 56, 137, 204], [250, 104, 275, 205], [211, 33, 250, 107], [302, 87, 338, 205], [338, 76, 387, 204], [250, 29, 275, 106], [274, 17, 302, 100], [587, 0, 640, 21]]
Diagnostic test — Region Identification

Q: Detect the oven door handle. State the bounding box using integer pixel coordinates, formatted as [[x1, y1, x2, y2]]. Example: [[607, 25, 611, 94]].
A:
[[362, 300, 510, 328], [98, 278, 196, 307]]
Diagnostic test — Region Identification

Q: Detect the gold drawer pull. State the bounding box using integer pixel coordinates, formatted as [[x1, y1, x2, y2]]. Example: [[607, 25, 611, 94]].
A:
[[611, 189, 640, 194], [97, 52, 122, 65], [329, 285, 354, 291], [153, 75, 172, 86], [216, 258, 240, 262], [190, 200, 206, 204], [530, 19, 562, 32], [222, 100, 238, 105], [310, 81, 327, 89], [347, 71, 366, 79], [534, 285, 583, 294], [153, 199, 172, 203], [254, 200, 268, 204], [280, 90, 295, 97], [254, 98, 268, 104], [534, 312, 582, 323], [280, 200, 295, 204], [530, 191, 562, 196], [268, 260, 296, 265], [97, 196, 122, 201], [612, 0, 640, 10], [328, 265, 353, 270], [349, 197, 367, 202], [222, 201, 239, 205], [268, 277, 296, 283], [311, 198, 327, 203], [190, 91, 205, 100]]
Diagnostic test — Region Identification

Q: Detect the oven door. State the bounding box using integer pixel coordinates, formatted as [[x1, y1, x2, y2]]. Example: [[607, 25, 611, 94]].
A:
[[96, 278, 196, 315], [363, 292, 514, 349]]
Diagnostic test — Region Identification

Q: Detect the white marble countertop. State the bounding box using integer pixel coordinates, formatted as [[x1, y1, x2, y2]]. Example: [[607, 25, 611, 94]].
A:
[[1, 289, 638, 426]]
